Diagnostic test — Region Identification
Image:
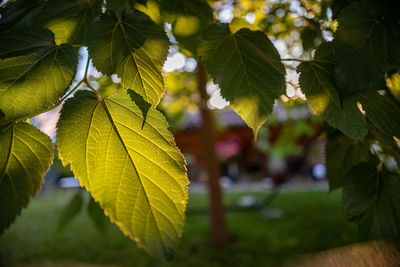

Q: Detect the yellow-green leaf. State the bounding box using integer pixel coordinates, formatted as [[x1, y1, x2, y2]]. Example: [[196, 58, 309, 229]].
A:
[[56, 89, 189, 260], [0, 28, 78, 121], [0, 122, 54, 233], [87, 9, 169, 106]]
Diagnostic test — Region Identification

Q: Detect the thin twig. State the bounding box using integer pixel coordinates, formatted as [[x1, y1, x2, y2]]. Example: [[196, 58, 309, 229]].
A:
[[85, 82, 98, 93]]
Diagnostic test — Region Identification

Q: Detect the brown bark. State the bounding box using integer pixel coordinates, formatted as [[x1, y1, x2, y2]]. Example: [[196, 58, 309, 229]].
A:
[[197, 62, 229, 244]]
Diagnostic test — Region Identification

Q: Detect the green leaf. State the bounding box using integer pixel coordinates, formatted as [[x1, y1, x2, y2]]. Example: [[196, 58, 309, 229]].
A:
[[57, 89, 189, 260], [0, 28, 54, 58], [0, 28, 78, 121], [87, 9, 169, 106], [325, 130, 370, 190], [343, 162, 400, 241], [160, 0, 213, 53], [357, 89, 400, 138], [198, 25, 286, 136], [58, 190, 84, 230], [33, 0, 102, 45], [297, 43, 367, 141], [0, 0, 44, 30], [106, 0, 132, 18], [0, 122, 54, 234], [334, 3, 399, 95]]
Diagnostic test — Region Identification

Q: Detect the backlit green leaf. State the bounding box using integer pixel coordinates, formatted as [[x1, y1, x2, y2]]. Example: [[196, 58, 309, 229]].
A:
[[325, 129, 370, 190], [33, 0, 102, 45], [0, 122, 54, 234], [297, 43, 367, 140], [343, 162, 400, 241], [199, 25, 286, 136], [87, 9, 169, 106], [57, 89, 188, 260], [0, 28, 78, 121]]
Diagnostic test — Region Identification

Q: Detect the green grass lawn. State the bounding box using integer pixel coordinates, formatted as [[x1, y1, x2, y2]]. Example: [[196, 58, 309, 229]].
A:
[[0, 188, 356, 267]]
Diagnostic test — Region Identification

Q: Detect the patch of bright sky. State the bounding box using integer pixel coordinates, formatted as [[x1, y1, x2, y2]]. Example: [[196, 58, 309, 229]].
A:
[[206, 81, 229, 109], [286, 84, 295, 97], [163, 52, 186, 72], [111, 74, 121, 83], [218, 3, 234, 23], [184, 58, 198, 72], [244, 12, 255, 24]]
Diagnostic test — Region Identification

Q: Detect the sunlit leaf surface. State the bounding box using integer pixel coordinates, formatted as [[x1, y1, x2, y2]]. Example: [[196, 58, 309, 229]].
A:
[[57, 89, 188, 260], [0, 28, 78, 121], [87, 9, 169, 106]]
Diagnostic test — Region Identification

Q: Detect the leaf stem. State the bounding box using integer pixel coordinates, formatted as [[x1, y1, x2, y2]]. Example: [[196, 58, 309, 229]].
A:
[[57, 80, 84, 104], [83, 57, 91, 83], [85, 82, 98, 93]]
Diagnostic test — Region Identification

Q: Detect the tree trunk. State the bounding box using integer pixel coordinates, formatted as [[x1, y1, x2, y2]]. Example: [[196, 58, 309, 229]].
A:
[[197, 62, 229, 244]]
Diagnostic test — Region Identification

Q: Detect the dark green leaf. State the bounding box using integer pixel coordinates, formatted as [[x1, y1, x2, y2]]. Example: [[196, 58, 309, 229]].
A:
[[343, 162, 400, 241], [0, 0, 43, 30], [300, 26, 319, 51], [33, 0, 102, 45], [325, 130, 370, 190], [58, 191, 84, 230], [298, 43, 367, 140], [329, 0, 355, 19], [357, 89, 400, 138], [0, 122, 54, 234], [57, 89, 189, 260], [106, 0, 132, 18], [87, 9, 169, 106], [0, 28, 55, 58], [198, 25, 286, 136], [334, 3, 399, 95], [0, 28, 78, 121]]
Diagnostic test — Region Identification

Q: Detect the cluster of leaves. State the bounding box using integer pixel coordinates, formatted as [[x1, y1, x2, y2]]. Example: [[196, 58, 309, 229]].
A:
[[297, 0, 400, 241], [0, 0, 399, 261]]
